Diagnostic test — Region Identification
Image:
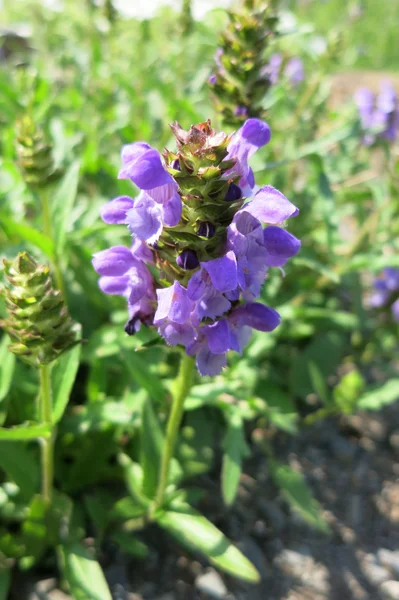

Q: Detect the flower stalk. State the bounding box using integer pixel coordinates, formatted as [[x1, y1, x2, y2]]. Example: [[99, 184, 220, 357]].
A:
[[155, 353, 195, 506], [39, 364, 54, 502]]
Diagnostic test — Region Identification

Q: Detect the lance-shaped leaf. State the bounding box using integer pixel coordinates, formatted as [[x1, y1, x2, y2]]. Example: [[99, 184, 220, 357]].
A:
[[156, 503, 260, 582], [221, 414, 250, 506], [59, 542, 112, 600]]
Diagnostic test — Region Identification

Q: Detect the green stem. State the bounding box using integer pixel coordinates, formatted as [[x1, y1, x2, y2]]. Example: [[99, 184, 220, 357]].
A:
[[39, 365, 54, 502], [155, 354, 195, 506], [39, 187, 65, 296]]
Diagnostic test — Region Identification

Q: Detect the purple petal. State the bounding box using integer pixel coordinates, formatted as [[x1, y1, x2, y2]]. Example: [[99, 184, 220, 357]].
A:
[[384, 268, 399, 291], [147, 182, 178, 204], [242, 186, 298, 224], [118, 147, 173, 190], [131, 238, 154, 263], [263, 226, 301, 267], [121, 142, 152, 164], [92, 245, 135, 276], [197, 292, 231, 321], [154, 282, 193, 325], [163, 190, 182, 227], [159, 322, 196, 347], [196, 347, 227, 376], [204, 319, 231, 354], [202, 251, 237, 293], [285, 57, 304, 86], [125, 194, 163, 244], [187, 270, 209, 301], [99, 275, 130, 295], [232, 302, 281, 332], [128, 263, 153, 304], [101, 196, 134, 224], [377, 83, 396, 114]]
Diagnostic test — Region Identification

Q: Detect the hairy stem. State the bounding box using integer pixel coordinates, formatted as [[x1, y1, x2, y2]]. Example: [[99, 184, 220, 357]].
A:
[[155, 354, 195, 506], [39, 364, 54, 502]]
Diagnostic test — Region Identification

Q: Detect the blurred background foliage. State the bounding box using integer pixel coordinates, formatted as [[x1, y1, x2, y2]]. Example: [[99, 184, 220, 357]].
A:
[[0, 0, 398, 597]]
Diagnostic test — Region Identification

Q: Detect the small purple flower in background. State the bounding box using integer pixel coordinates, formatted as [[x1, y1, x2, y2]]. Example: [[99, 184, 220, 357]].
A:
[[93, 118, 300, 375], [354, 82, 399, 145], [369, 268, 399, 322], [261, 54, 304, 87]]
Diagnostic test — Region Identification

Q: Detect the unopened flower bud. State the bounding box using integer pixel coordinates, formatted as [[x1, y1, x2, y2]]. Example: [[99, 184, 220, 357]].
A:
[[15, 116, 57, 187], [196, 221, 216, 239], [225, 183, 242, 202], [176, 249, 200, 270]]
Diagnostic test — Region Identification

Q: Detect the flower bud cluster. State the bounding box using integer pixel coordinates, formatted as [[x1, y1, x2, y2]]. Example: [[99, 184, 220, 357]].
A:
[[1, 252, 78, 366], [16, 116, 56, 187], [93, 118, 300, 375], [208, 0, 279, 126]]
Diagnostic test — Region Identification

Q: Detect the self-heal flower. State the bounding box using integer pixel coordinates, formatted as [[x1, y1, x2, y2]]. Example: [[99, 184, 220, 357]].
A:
[[355, 82, 399, 145], [94, 118, 300, 375], [369, 267, 399, 322]]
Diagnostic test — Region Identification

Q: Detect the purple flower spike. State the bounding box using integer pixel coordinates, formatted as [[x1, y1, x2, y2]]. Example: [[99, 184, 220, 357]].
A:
[[196, 347, 227, 376], [154, 281, 193, 325], [118, 142, 173, 190], [242, 185, 298, 224], [101, 196, 134, 224], [92, 246, 135, 276], [94, 118, 300, 375], [125, 194, 164, 244], [263, 226, 301, 267], [285, 57, 304, 86], [202, 251, 237, 293]]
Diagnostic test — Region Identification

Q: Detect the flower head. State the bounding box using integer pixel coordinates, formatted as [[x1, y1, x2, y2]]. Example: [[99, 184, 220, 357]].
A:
[[355, 82, 399, 145], [93, 118, 300, 375], [369, 267, 399, 322]]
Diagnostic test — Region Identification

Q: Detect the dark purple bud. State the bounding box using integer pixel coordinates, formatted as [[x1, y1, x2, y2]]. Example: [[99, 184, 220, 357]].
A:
[[196, 221, 216, 239], [225, 182, 242, 202], [176, 249, 200, 270], [124, 316, 141, 336], [171, 158, 181, 170], [208, 74, 217, 85]]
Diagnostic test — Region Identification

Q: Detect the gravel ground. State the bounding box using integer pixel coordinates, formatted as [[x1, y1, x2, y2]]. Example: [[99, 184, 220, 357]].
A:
[[16, 403, 399, 600]]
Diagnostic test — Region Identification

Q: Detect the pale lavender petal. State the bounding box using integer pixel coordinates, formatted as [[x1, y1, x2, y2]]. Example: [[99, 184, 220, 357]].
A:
[[147, 182, 178, 204], [228, 118, 271, 159], [202, 251, 237, 293], [197, 292, 231, 321], [196, 347, 227, 376], [101, 196, 134, 224], [242, 186, 298, 224], [285, 57, 304, 86], [187, 270, 209, 301], [92, 246, 135, 276], [99, 275, 130, 295], [125, 194, 163, 244], [128, 263, 153, 304], [263, 226, 301, 267], [377, 82, 396, 114], [121, 142, 152, 164]]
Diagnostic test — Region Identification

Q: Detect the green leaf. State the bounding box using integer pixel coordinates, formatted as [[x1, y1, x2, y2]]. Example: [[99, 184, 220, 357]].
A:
[[221, 415, 249, 506], [139, 399, 164, 498], [0, 335, 15, 425], [255, 382, 298, 434], [0, 422, 51, 440], [121, 349, 167, 404], [0, 216, 54, 258], [112, 531, 149, 558], [333, 369, 365, 414], [270, 461, 330, 533], [156, 504, 260, 582], [118, 454, 150, 508], [51, 332, 82, 424], [51, 161, 80, 255], [177, 410, 215, 478], [0, 442, 39, 500], [308, 361, 329, 405], [0, 569, 10, 600], [60, 542, 112, 600], [357, 379, 399, 411]]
